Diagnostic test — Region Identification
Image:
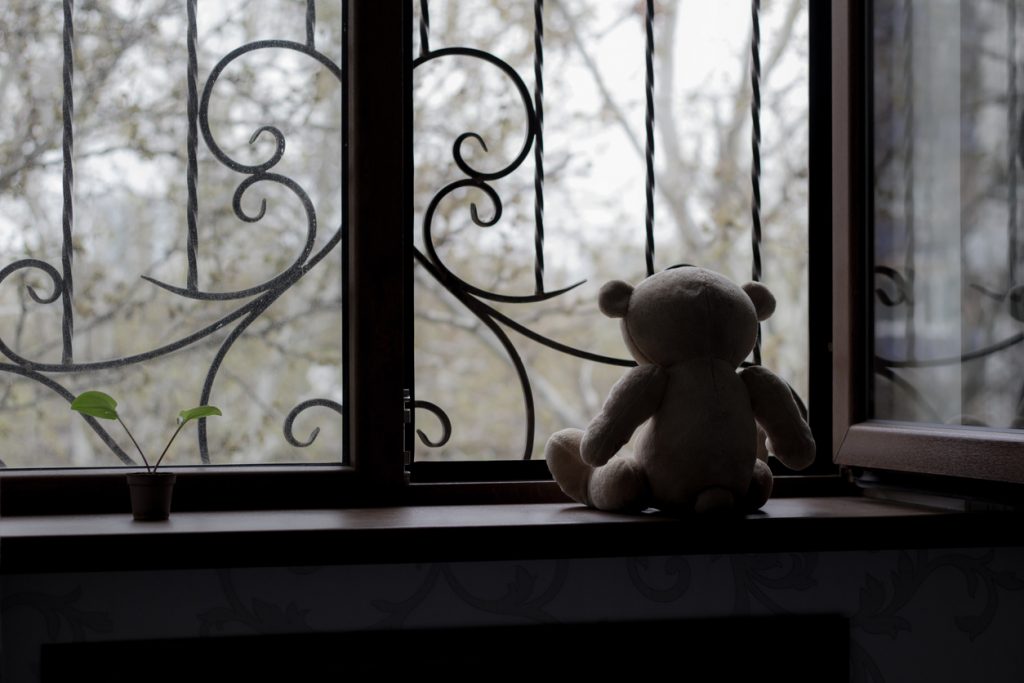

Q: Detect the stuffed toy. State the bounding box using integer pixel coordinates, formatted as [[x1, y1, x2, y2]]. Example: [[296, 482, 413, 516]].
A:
[[545, 266, 814, 514]]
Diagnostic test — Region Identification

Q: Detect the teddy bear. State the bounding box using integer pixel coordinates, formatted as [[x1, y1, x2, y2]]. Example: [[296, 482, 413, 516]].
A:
[[545, 266, 815, 514]]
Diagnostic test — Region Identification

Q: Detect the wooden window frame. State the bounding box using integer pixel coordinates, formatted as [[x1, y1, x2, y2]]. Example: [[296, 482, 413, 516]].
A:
[[832, 0, 1024, 488]]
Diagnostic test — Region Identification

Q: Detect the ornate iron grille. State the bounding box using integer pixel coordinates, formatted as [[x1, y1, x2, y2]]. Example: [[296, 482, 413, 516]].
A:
[[0, 0, 346, 467], [0, 1, 811, 468], [411, 0, 808, 461]]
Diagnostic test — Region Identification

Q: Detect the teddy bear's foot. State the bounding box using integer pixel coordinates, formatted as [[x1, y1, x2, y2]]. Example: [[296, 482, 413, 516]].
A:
[[694, 487, 736, 515], [589, 457, 647, 511], [545, 428, 592, 506]]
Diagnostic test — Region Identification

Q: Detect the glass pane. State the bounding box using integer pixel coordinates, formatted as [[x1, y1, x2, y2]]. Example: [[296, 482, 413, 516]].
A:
[[413, 1, 810, 460], [0, 0, 344, 467], [872, 0, 1024, 428]]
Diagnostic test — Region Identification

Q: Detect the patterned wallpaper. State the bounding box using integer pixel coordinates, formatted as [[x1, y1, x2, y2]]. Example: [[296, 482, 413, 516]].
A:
[[3, 547, 1023, 682]]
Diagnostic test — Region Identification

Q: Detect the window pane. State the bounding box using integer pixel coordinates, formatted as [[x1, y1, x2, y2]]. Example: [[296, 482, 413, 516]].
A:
[[413, 0, 809, 460], [872, 0, 1024, 429], [0, 0, 344, 467]]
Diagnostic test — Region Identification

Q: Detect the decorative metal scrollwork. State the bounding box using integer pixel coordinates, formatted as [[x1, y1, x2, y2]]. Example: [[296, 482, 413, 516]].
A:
[[0, 0, 345, 466], [412, 0, 780, 459], [874, 266, 914, 307], [411, 12, 642, 459], [284, 399, 345, 449]]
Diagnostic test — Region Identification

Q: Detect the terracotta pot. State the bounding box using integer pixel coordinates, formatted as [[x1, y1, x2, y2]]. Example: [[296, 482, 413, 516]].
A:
[[126, 472, 176, 521]]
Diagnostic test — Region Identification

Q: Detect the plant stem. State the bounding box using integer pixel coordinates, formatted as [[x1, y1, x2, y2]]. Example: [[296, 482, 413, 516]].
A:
[[152, 420, 187, 471], [117, 416, 152, 473]]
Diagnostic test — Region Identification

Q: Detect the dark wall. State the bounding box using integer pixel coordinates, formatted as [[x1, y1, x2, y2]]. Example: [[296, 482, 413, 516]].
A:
[[4, 547, 1024, 682]]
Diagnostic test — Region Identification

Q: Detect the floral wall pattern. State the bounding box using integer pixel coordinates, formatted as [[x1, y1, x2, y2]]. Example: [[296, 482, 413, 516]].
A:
[[3, 546, 1023, 682]]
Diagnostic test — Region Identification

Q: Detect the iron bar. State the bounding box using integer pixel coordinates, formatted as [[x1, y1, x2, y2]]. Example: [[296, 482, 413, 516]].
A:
[[341, 0, 350, 465], [533, 0, 546, 294], [419, 0, 430, 57], [644, 0, 656, 276], [306, 0, 317, 48], [902, 0, 915, 360], [1008, 0, 1018, 285], [186, 0, 200, 291], [61, 0, 75, 365], [750, 0, 763, 366]]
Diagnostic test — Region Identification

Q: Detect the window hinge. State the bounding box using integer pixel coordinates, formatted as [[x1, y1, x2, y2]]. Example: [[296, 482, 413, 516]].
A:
[[402, 388, 413, 466]]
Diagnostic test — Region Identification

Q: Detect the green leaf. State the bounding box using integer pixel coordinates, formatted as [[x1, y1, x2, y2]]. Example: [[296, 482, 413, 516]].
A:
[[70, 391, 119, 420], [177, 405, 222, 425]]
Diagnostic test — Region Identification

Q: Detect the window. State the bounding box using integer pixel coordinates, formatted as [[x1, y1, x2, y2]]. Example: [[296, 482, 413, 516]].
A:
[[0, 0, 346, 469], [409, 0, 819, 470], [0, 0, 840, 514], [0, 1, 409, 512], [834, 0, 1024, 489]]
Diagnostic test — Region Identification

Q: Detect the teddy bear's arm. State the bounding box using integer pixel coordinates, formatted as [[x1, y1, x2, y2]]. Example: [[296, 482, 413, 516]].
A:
[[580, 364, 668, 467], [739, 365, 815, 471]]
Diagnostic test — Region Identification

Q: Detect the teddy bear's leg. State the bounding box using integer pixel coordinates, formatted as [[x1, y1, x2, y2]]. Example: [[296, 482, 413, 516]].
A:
[[740, 458, 774, 512], [588, 456, 648, 511], [693, 487, 737, 514], [546, 429, 648, 510], [545, 428, 592, 505]]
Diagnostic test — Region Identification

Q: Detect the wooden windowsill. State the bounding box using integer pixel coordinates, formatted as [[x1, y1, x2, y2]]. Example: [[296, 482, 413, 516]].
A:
[[2, 496, 1021, 574]]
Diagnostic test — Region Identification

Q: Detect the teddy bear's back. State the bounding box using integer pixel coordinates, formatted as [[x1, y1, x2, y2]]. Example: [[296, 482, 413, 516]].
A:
[[636, 357, 758, 507]]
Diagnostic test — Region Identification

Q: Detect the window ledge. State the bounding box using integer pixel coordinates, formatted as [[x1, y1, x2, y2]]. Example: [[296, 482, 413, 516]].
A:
[[3, 497, 1021, 573]]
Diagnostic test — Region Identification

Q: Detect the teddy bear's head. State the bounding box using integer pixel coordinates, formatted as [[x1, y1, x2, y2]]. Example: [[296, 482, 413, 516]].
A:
[[598, 266, 776, 368]]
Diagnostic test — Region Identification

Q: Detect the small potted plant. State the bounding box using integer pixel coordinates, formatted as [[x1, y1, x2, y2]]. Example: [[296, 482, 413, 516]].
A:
[[71, 390, 222, 521]]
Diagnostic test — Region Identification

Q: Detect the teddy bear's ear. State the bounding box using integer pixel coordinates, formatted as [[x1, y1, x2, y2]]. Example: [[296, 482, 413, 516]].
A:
[[598, 280, 633, 318], [742, 281, 776, 321]]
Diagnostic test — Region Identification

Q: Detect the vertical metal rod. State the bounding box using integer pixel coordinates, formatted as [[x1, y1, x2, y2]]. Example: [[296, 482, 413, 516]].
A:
[[644, 0, 656, 276], [1008, 0, 1018, 285], [419, 0, 430, 58], [342, 0, 351, 465], [186, 0, 200, 291], [306, 0, 316, 49], [61, 0, 75, 365], [533, 0, 545, 293], [750, 0, 763, 365], [903, 0, 916, 359]]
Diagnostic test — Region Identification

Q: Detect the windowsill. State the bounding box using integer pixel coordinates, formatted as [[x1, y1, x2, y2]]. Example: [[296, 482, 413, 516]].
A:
[[2, 496, 1020, 574]]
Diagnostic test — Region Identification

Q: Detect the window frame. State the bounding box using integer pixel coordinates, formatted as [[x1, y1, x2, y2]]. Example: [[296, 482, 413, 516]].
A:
[[345, 0, 410, 493], [1, 0, 843, 517], [831, 0, 1024, 488], [0, 1, 414, 515], [408, 0, 838, 481]]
